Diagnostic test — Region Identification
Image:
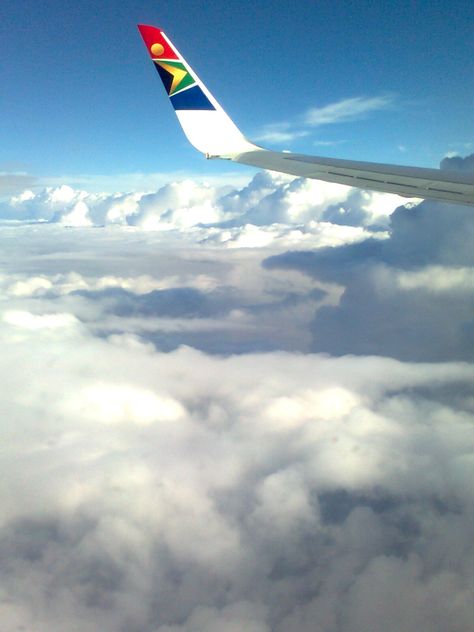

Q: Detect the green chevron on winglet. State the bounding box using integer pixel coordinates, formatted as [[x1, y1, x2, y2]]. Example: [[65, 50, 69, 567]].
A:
[[154, 60, 196, 96]]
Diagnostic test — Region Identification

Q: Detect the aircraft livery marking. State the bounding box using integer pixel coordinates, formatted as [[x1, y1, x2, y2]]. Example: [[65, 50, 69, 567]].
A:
[[151, 58, 214, 109], [138, 24, 215, 111], [153, 59, 195, 96], [150, 43, 164, 56]]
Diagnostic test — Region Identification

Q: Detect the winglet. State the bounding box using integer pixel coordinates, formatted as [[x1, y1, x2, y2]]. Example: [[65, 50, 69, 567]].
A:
[[137, 24, 259, 157]]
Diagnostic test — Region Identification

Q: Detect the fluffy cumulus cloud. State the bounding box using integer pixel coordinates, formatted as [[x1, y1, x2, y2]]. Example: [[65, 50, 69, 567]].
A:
[[0, 163, 474, 631], [0, 170, 404, 236], [1, 308, 474, 632]]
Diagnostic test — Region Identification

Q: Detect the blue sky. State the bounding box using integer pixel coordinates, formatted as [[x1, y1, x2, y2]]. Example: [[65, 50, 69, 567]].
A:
[[2, 0, 473, 189]]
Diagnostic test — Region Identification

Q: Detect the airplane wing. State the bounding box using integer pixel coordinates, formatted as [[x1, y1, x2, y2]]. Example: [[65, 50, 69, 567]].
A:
[[137, 24, 474, 207]]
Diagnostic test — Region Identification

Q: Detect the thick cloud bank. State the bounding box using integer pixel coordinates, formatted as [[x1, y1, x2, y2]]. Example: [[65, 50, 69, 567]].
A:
[[0, 165, 473, 631], [1, 171, 403, 239], [1, 311, 474, 632], [265, 193, 474, 361]]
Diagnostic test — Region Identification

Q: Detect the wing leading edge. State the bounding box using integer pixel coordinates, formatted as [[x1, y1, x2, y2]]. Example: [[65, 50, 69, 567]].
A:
[[138, 24, 474, 207]]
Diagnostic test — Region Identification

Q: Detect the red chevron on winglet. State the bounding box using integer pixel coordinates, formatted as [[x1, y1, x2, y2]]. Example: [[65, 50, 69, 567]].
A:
[[137, 25, 179, 60]]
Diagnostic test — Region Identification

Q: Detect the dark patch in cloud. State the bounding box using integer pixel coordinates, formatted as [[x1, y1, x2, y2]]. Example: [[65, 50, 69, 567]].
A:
[[264, 198, 474, 361], [265, 199, 474, 277], [311, 277, 474, 361], [264, 239, 383, 283], [318, 489, 399, 525], [74, 287, 225, 319]]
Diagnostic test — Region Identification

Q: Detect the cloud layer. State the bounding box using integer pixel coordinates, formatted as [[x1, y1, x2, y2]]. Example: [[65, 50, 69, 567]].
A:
[[1, 304, 474, 632], [1, 161, 474, 631], [1, 170, 404, 241], [265, 192, 474, 361]]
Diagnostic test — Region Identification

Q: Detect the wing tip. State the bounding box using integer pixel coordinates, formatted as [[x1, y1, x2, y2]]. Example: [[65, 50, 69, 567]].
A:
[[137, 23, 162, 31], [137, 24, 162, 40], [137, 24, 181, 61]]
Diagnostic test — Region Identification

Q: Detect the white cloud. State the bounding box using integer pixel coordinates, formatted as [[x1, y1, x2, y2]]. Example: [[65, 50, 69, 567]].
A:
[[8, 276, 54, 297], [0, 167, 473, 631], [313, 139, 347, 147], [396, 266, 474, 292], [3, 309, 79, 330], [70, 383, 185, 425], [1, 170, 405, 237], [0, 304, 473, 630], [305, 95, 394, 127], [3, 271, 219, 299], [253, 95, 395, 147], [254, 123, 310, 144], [201, 221, 373, 250], [59, 199, 93, 227]]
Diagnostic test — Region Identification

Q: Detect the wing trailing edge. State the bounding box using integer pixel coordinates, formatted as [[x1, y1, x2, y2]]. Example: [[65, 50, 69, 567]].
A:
[[231, 150, 474, 205], [138, 24, 474, 207]]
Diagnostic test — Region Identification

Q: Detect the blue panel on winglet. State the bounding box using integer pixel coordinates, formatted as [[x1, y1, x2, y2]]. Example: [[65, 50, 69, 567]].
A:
[[170, 85, 216, 111]]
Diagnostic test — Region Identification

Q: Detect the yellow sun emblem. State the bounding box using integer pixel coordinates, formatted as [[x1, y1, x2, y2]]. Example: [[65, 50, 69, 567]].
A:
[[150, 43, 165, 57]]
